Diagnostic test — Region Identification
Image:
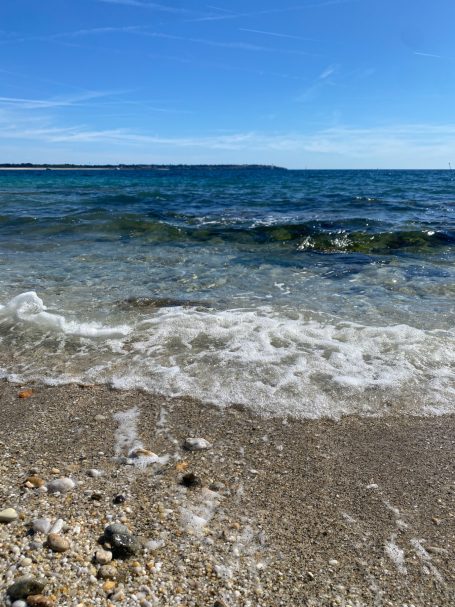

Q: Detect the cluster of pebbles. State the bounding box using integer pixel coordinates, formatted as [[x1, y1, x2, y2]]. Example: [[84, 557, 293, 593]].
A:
[[0, 420, 270, 607]]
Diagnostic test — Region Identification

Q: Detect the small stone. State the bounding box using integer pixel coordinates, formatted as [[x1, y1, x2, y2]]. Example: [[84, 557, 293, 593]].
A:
[[426, 546, 448, 555], [180, 472, 202, 489], [87, 469, 103, 478], [48, 519, 64, 534], [50, 468, 60, 475], [7, 577, 45, 601], [175, 461, 189, 472], [103, 524, 140, 559], [47, 533, 70, 553], [32, 519, 52, 534], [25, 476, 46, 488], [113, 494, 126, 505], [94, 414, 107, 421], [27, 596, 55, 607], [129, 447, 157, 458], [183, 437, 212, 451], [18, 389, 33, 398], [0, 507, 19, 523], [104, 523, 130, 538], [329, 559, 339, 566], [90, 492, 103, 501], [102, 580, 116, 592], [98, 565, 118, 580], [94, 548, 113, 564], [209, 481, 225, 492], [432, 517, 442, 526], [11, 601, 27, 607], [47, 478, 75, 494]]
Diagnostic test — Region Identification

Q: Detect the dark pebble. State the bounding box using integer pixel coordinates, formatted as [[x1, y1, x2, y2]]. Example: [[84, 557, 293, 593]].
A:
[[103, 523, 140, 559], [180, 472, 202, 489], [7, 576, 45, 600]]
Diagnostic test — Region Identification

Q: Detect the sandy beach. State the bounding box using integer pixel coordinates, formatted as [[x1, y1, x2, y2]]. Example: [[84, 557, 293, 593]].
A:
[[0, 380, 453, 606]]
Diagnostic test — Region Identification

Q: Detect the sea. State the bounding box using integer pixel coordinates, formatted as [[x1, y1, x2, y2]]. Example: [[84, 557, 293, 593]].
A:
[[0, 167, 454, 418]]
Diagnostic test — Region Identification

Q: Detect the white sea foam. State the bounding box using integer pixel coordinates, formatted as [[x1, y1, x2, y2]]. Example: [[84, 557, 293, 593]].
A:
[[0, 291, 130, 338], [1, 292, 454, 419], [385, 535, 407, 574]]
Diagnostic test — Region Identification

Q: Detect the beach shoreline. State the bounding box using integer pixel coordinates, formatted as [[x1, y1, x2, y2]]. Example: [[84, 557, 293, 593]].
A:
[[0, 380, 453, 606]]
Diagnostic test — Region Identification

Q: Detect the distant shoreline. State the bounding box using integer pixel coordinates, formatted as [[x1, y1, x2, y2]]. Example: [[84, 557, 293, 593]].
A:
[[0, 164, 285, 171]]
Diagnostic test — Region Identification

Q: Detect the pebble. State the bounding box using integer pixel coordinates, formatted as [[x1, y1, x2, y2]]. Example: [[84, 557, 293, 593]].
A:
[[103, 524, 141, 559], [87, 468, 103, 478], [11, 601, 27, 607], [94, 414, 107, 421], [18, 389, 33, 398], [47, 533, 70, 553], [209, 481, 225, 492], [48, 519, 64, 534], [98, 565, 118, 580], [102, 580, 116, 592], [129, 447, 157, 458], [7, 577, 46, 601], [27, 596, 55, 607], [25, 476, 46, 488], [426, 546, 448, 555], [104, 523, 130, 538], [0, 507, 19, 523], [94, 548, 113, 564], [180, 472, 202, 489], [183, 437, 212, 451], [47, 478, 75, 494], [113, 494, 126, 504]]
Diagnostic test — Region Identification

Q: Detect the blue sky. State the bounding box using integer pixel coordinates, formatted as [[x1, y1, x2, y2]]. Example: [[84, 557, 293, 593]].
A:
[[1, 0, 454, 168]]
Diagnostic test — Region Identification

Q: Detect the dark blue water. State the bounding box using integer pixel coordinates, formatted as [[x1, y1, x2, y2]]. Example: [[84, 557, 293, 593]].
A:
[[0, 168, 454, 417]]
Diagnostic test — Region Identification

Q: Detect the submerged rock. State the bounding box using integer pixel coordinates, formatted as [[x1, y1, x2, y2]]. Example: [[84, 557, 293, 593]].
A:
[[119, 296, 209, 310], [7, 577, 45, 601]]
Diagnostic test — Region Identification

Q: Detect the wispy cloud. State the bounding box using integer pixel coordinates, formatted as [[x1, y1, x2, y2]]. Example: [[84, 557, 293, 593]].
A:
[[318, 65, 336, 79], [0, 91, 116, 110], [52, 26, 145, 39], [96, 0, 194, 14], [239, 27, 316, 42], [2, 121, 455, 158], [192, 0, 360, 22], [414, 51, 450, 60], [296, 65, 337, 101], [6, 25, 317, 56]]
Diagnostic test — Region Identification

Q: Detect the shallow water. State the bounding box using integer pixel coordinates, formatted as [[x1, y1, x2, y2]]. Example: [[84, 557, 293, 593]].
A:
[[0, 168, 454, 417]]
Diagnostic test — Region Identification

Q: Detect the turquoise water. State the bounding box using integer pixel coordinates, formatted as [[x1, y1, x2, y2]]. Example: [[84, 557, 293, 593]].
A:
[[0, 168, 454, 417]]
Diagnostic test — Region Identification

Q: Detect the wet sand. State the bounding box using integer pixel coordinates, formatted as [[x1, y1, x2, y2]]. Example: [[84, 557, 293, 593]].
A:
[[0, 381, 454, 606]]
